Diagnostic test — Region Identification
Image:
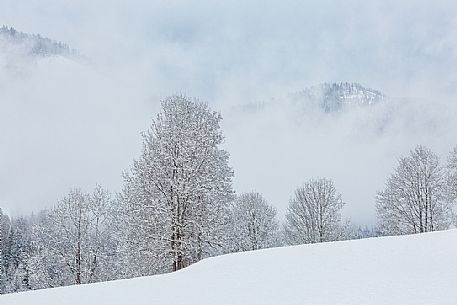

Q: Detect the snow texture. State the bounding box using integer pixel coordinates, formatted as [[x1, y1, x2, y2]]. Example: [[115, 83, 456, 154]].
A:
[[2, 229, 456, 305]]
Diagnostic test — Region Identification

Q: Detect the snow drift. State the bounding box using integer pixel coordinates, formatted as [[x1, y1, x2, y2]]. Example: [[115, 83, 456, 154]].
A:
[[2, 229, 457, 305]]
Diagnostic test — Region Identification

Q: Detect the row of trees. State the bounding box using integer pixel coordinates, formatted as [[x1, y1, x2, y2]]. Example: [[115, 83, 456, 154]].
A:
[[0, 95, 456, 294], [0, 182, 349, 293]]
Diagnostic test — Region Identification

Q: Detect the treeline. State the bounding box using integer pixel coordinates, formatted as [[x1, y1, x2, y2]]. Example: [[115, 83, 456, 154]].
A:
[[0, 26, 78, 58], [0, 95, 456, 293]]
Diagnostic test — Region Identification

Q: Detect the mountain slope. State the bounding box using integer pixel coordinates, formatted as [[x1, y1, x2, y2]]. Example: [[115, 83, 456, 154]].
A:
[[0, 26, 78, 58], [291, 82, 386, 112], [2, 229, 456, 305], [235, 82, 386, 115]]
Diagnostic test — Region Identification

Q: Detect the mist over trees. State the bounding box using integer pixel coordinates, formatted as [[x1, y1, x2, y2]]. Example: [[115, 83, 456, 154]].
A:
[[0, 95, 456, 294]]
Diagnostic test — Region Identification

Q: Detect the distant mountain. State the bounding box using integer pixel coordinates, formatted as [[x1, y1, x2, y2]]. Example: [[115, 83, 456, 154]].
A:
[[0, 26, 79, 58], [291, 82, 386, 112], [235, 83, 386, 115]]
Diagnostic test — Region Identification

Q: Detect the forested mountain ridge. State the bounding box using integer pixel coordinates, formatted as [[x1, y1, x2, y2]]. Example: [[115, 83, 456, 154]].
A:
[[291, 82, 386, 112], [0, 26, 78, 58], [237, 82, 386, 115]]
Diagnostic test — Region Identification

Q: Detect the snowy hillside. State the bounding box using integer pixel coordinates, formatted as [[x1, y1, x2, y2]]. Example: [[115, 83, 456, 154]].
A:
[[2, 230, 457, 305]]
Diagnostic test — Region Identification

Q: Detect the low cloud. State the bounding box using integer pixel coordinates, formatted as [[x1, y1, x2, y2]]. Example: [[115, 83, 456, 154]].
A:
[[1, 0, 457, 226]]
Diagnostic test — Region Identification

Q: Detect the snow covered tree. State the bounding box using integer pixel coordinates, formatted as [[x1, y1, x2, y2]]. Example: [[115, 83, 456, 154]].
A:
[[0, 209, 12, 294], [0, 208, 3, 292], [228, 192, 279, 252], [4, 217, 33, 293], [29, 189, 90, 287], [376, 145, 452, 235], [29, 186, 115, 288], [446, 146, 457, 203], [119, 181, 163, 277], [446, 146, 457, 226], [86, 185, 118, 282], [284, 178, 345, 245], [122, 95, 234, 273], [346, 224, 382, 240]]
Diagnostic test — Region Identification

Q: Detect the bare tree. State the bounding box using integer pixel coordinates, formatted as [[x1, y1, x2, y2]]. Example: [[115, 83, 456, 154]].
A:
[[446, 146, 457, 225], [376, 145, 452, 235], [29, 186, 114, 287], [0, 208, 3, 292], [0, 208, 12, 294], [284, 178, 345, 245], [228, 192, 279, 252], [87, 185, 114, 283], [4, 217, 33, 293], [122, 95, 234, 272], [30, 189, 90, 286], [446, 146, 457, 203]]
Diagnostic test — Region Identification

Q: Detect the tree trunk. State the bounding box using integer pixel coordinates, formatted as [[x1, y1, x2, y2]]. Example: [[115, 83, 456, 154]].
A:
[[76, 239, 81, 284], [76, 208, 82, 285]]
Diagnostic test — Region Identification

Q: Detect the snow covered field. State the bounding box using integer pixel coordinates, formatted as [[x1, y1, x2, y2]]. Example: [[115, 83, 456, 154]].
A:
[[2, 229, 456, 305]]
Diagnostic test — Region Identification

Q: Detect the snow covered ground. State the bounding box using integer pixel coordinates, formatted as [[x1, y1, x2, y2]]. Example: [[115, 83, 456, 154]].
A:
[[2, 229, 457, 305]]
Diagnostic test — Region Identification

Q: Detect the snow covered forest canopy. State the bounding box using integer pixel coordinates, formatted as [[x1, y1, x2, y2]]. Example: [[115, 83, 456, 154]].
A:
[[2, 0, 457, 296]]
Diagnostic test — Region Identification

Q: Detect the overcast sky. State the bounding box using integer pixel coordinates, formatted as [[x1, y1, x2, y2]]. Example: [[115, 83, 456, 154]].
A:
[[1, 0, 457, 225]]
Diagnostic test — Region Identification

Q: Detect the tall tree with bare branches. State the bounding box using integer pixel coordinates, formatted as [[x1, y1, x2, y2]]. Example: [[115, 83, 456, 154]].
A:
[[284, 178, 345, 245], [376, 145, 452, 235]]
